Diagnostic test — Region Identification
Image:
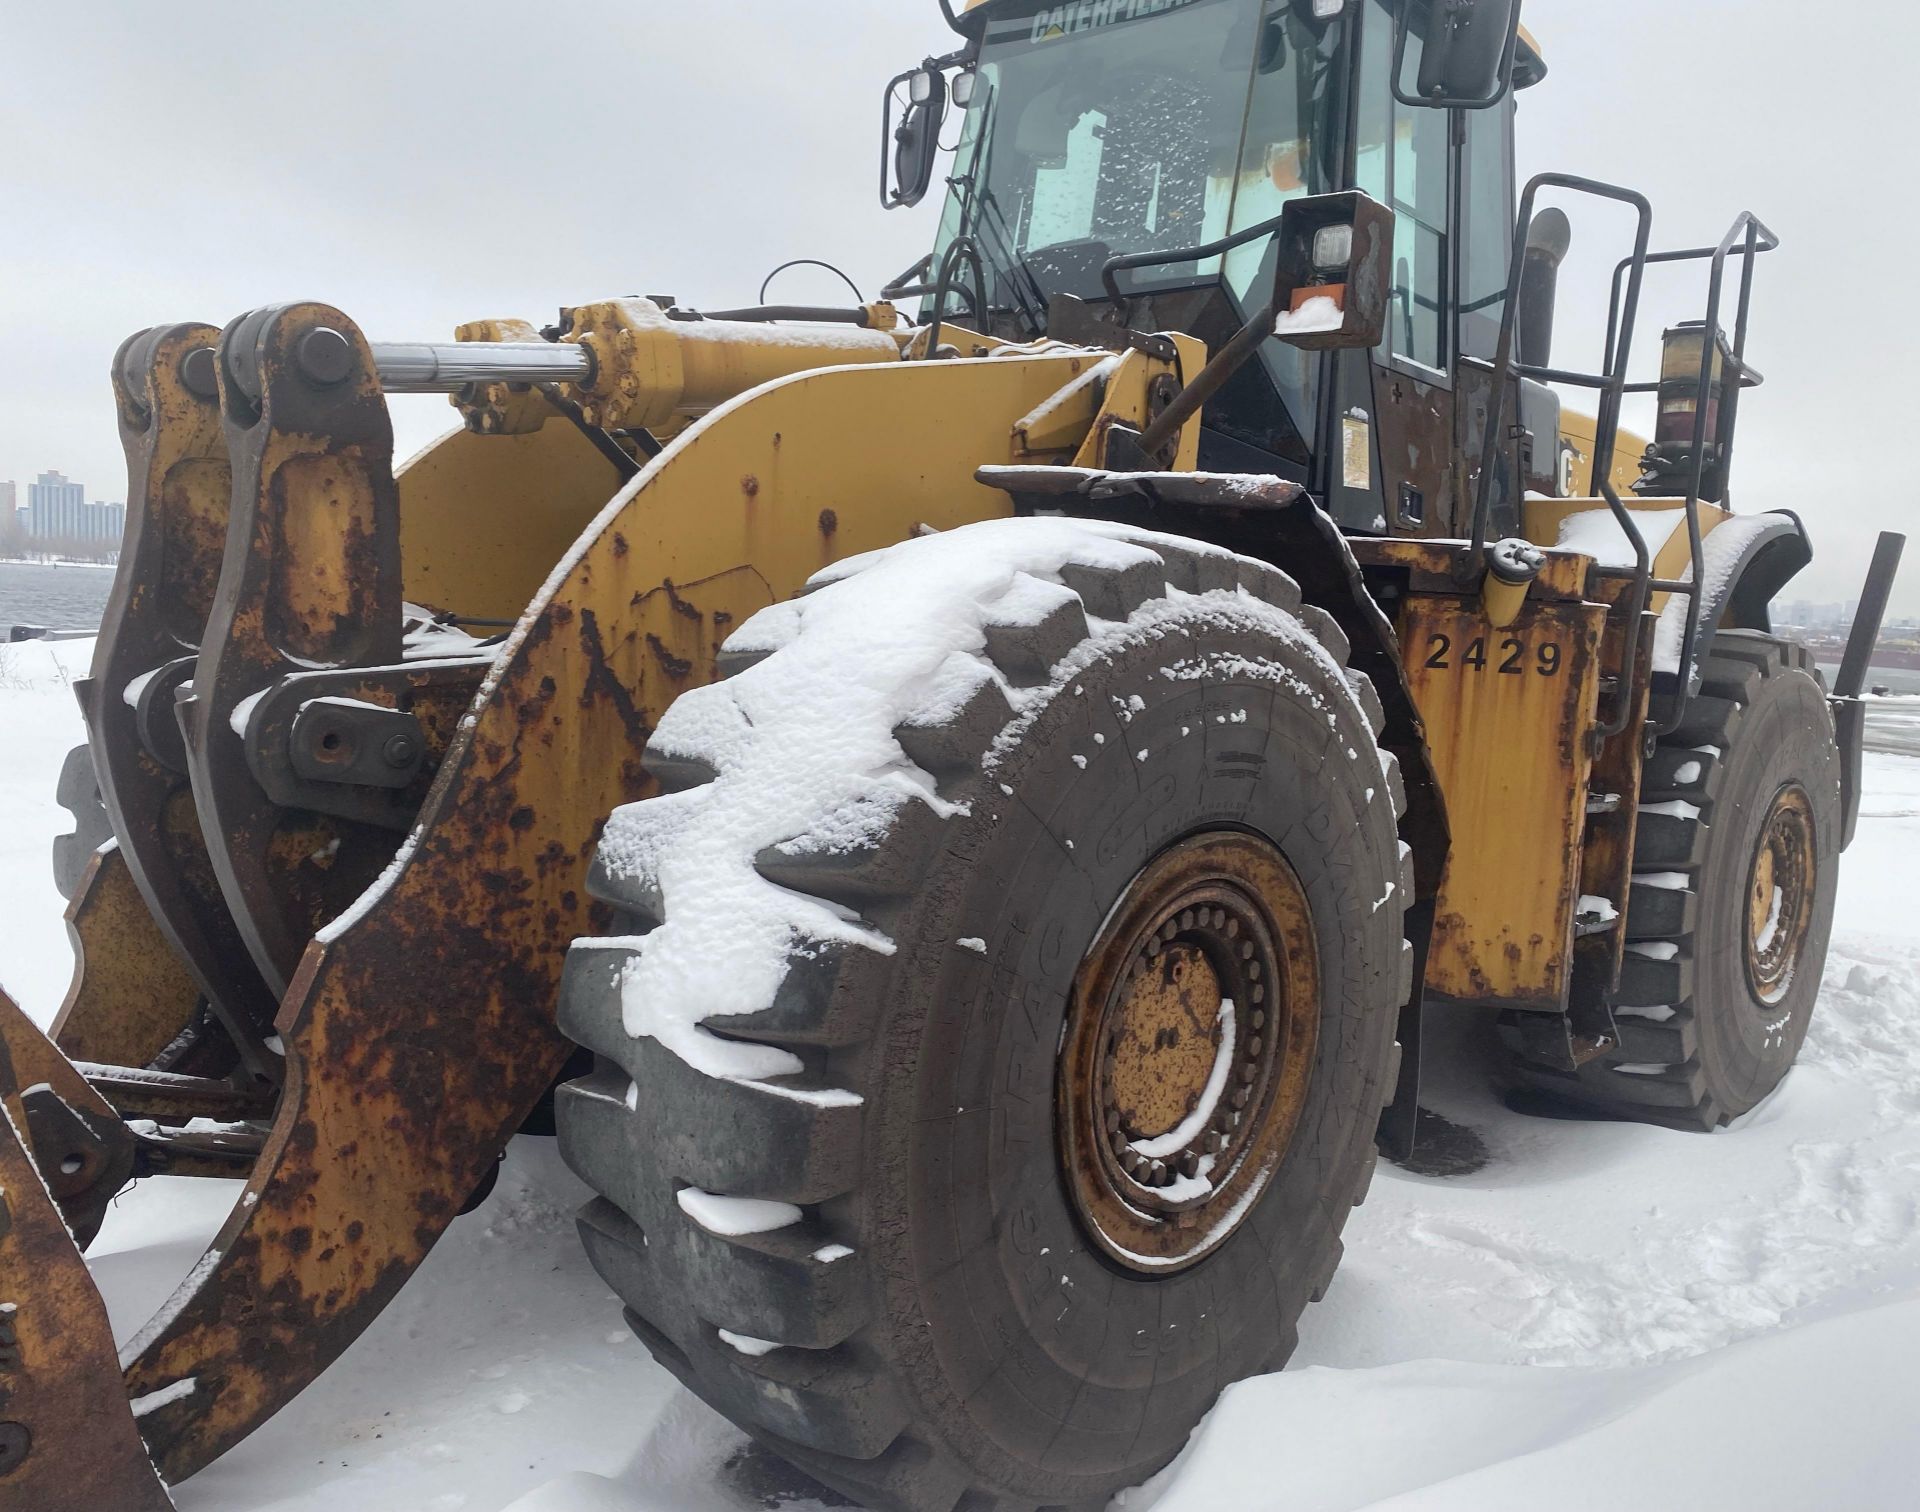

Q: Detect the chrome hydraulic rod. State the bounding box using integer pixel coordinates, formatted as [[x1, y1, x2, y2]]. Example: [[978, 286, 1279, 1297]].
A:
[[369, 340, 593, 393]]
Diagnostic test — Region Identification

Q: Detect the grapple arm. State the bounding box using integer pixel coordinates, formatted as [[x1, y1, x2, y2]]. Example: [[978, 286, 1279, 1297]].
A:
[[0, 993, 175, 1511]]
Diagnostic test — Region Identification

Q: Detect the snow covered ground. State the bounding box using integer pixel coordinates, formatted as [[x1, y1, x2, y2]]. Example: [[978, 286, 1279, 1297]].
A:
[[4, 635, 1918, 1511]]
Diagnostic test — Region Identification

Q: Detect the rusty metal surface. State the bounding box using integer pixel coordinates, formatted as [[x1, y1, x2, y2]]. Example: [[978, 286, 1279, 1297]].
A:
[[0, 990, 134, 1248], [394, 410, 627, 625], [49, 845, 208, 1073], [76, 1065, 274, 1125], [1401, 594, 1605, 1011], [1747, 785, 1817, 1003], [1058, 833, 1319, 1274], [119, 344, 1092, 1484], [1569, 604, 1655, 1029], [180, 306, 409, 998], [0, 1003, 177, 1512], [91, 324, 278, 1077], [242, 658, 490, 831], [1349, 535, 1591, 602], [127, 1121, 266, 1182], [978, 464, 1304, 514], [1371, 362, 1457, 535]]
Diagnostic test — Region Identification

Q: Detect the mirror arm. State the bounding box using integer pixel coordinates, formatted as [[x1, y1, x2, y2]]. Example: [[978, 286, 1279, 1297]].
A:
[[882, 254, 936, 301]]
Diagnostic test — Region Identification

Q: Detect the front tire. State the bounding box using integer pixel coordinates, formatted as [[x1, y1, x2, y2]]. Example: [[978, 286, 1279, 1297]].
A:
[[555, 520, 1411, 1511]]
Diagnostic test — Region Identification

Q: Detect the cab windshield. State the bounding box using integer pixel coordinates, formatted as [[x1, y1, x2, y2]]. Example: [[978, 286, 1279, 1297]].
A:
[[932, 0, 1347, 324]]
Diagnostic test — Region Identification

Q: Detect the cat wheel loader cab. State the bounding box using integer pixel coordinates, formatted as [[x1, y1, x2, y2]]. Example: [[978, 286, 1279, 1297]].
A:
[[0, 2, 1905, 1510]]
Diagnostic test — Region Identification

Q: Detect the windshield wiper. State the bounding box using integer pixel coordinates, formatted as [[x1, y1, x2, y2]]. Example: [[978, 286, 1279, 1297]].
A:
[[950, 76, 1049, 337], [968, 186, 1050, 335]]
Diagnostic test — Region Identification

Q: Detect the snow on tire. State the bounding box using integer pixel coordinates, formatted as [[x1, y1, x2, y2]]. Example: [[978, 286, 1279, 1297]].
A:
[[554, 517, 1410, 1512]]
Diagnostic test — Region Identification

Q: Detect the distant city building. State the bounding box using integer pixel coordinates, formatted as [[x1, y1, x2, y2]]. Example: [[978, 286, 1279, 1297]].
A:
[[28, 470, 86, 538], [22, 471, 124, 543], [0, 480, 14, 520]]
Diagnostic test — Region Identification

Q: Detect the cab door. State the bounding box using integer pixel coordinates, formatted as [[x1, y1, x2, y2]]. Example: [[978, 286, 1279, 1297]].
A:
[[1348, 0, 1456, 537], [1327, 0, 1523, 540], [1454, 91, 1524, 541]]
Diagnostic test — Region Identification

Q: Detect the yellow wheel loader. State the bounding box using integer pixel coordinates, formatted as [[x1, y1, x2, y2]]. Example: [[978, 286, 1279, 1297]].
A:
[[0, 0, 1905, 1508]]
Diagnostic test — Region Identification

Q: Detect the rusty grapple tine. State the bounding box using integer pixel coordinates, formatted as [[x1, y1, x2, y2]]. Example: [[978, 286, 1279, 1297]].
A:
[[89, 322, 281, 1080], [178, 304, 408, 1001], [0, 996, 176, 1512], [0, 989, 136, 1251], [49, 844, 208, 1075]]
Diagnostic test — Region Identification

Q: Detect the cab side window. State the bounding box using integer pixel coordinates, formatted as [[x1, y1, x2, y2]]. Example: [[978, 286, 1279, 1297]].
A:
[[1358, 0, 1448, 373], [1459, 98, 1515, 362]]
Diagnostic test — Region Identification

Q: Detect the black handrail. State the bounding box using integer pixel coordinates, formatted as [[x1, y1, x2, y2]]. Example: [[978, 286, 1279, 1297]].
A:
[[1630, 213, 1778, 736], [923, 235, 988, 358], [1468, 173, 1654, 741], [1100, 208, 1295, 305]]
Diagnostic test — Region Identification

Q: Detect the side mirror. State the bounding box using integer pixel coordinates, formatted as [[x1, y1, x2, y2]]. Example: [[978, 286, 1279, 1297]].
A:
[[882, 66, 949, 210], [1269, 190, 1395, 350], [1393, 0, 1522, 111]]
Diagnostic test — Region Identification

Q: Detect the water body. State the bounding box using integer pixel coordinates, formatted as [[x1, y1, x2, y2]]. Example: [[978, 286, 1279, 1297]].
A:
[[0, 560, 116, 633], [1820, 662, 1920, 697]]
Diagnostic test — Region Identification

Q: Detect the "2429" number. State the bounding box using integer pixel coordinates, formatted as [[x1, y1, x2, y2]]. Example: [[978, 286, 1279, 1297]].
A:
[[1424, 634, 1562, 677]]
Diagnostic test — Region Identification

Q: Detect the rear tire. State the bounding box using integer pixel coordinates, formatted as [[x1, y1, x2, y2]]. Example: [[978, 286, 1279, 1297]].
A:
[[1504, 631, 1840, 1129], [556, 521, 1411, 1511]]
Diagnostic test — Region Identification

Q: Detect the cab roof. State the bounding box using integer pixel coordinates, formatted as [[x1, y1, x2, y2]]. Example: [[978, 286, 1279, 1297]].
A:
[[957, 0, 1547, 84]]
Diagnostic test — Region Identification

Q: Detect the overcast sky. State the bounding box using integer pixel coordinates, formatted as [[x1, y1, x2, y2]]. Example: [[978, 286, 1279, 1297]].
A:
[[3, 0, 1911, 610]]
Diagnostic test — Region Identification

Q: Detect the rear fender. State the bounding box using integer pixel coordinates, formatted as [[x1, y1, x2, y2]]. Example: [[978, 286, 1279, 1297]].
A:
[[1659, 509, 1812, 697]]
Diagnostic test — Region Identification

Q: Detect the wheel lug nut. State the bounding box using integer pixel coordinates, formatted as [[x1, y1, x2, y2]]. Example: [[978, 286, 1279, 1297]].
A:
[[1148, 1159, 1167, 1185], [1179, 909, 1195, 931], [1240, 942, 1254, 960], [1226, 918, 1240, 938], [1179, 1151, 1201, 1178], [1105, 1110, 1121, 1135], [1247, 961, 1262, 981], [1251, 1008, 1266, 1029], [1232, 1086, 1251, 1110], [1246, 1037, 1263, 1059], [1251, 986, 1265, 1006]]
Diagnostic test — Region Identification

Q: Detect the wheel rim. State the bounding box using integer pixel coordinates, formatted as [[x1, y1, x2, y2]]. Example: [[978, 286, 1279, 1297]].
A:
[[1056, 831, 1319, 1275], [1744, 784, 1817, 1007]]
